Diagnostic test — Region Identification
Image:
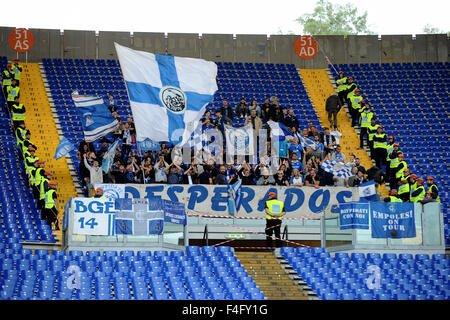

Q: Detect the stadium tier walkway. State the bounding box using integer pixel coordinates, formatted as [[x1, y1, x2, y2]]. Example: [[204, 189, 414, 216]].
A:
[[235, 251, 309, 300], [20, 63, 77, 244], [298, 69, 389, 198]]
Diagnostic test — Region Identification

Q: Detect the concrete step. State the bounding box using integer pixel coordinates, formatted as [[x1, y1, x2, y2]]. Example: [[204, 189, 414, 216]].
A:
[[235, 251, 308, 300]]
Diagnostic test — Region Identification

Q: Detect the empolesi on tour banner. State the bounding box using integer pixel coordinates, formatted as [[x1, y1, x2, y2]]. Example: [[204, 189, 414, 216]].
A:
[[94, 184, 360, 219]]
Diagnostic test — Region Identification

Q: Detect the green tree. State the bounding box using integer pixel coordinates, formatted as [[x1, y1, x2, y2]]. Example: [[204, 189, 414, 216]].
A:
[[423, 24, 444, 34], [296, 0, 375, 36]]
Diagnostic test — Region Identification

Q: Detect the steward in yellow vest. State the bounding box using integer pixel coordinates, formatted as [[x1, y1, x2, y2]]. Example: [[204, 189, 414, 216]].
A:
[[397, 169, 411, 202], [264, 192, 286, 250], [425, 177, 440, 203], [358, 105, 374, 149], [2, 64, 13, 96], [372, 126, 388, 169], [384, 189, 403, 202], [11, 96, 25, 129], [43, 181, 59, 230], [410, 178, 426, 202]]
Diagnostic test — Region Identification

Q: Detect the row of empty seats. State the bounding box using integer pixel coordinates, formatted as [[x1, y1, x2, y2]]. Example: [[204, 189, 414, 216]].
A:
[[281, 247, 449, 300]]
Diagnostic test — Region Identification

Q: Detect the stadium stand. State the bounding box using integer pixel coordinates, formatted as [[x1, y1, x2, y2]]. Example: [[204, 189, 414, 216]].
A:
[[42, 58, 323, 185], [0, 245, 265, 300], [0, 42, 448, 301], [279, 246, 450, 300], [330, 62, 450, 246], [0, 56, 57, 244]]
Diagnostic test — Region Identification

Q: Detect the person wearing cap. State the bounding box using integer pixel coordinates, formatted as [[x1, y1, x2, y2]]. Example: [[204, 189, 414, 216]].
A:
[[397, 168, 411, 202], [367, 118, 380, 157], [11, 58, 23, 86], [264, 192, 286, 250], [344, 76, 358, 107], [93, 188, 106, 198], [358, 104, 374, 150], [349, 89, 363, 127], [410, 178, 426, 203], [425, 177, 440, 202], [21, 130, 37, 159], [336, 71, 348, 105], [31, 160, 45, 200], [385, 135, 396, 180], [388, 143, 402, 188], [11, 96, 26, 130], [14, 121, 27, 160], [24, 146, 39, 177], [325, 93, 342, 128], [384, 189, 403, 202], [372, 125, 387, 170], [420, 191, 437, 204], [38, 171, 53, 210], [394, 153, 408, 181], [2, 63, 13, 98], [44, 181, 59, 230], [6, 79, 20, 111]]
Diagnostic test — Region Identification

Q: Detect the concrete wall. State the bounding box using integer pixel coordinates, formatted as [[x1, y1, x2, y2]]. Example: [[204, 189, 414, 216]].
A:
[[1, 26, 447, 66]]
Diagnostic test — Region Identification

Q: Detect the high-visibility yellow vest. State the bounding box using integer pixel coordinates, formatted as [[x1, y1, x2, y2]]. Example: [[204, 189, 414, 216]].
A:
[[11, 103, 25, 121], [266, 199, 285, 219], [427, 184, 440, 203], [336, 77, 347, 92], [11, 64, 22, 80], [360, 111, 374, 128], [373, 133, 387, 149], [25, 155, 38, 175], [39, 178, 49, 200], [368, 125, 380, 142], [410, 185, 425, 202], [350, 95, 363, 110], [15, 126, 27, 147], [7, 85, 19, 102], [386, 144, 394, 161], [398, 175, 410, 195], [389, 196, 403, 202], [29, 167, 37, 184], [389, 153, 402, 168], [2, 70, 12, 86], [33, 168, 44, 187], [395, 161, 408, 179], [44, 189, 56, 209]]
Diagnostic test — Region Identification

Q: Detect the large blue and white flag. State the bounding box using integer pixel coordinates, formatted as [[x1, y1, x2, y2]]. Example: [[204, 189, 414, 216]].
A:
[[101, 139, 119, 174], [53, 136, 76, 160], [115, 43, 218, 147], [358, 180, 378, 202], [321, 160, 353, 179], [72, 91, 119, 142]]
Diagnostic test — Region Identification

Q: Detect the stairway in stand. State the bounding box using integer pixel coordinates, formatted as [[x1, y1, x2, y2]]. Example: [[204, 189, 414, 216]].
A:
[[19, 63, 78, 245], [235, 251, 309, 300], [298, 69, 389, 198]]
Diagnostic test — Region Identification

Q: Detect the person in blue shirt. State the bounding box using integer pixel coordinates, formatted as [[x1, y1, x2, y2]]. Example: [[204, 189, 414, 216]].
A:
[[331, 145, 346, 163], [290, 152, 303, 173], [288, 137, 303, 160]]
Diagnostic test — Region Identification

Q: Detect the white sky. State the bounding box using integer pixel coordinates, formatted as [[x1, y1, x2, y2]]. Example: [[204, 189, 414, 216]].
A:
[[2, 0, 449, 36]]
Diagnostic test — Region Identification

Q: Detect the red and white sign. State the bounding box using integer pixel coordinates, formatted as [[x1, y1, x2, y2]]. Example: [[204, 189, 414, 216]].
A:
[[294, 35, 319, 59], [8, 28, 35, 53]]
